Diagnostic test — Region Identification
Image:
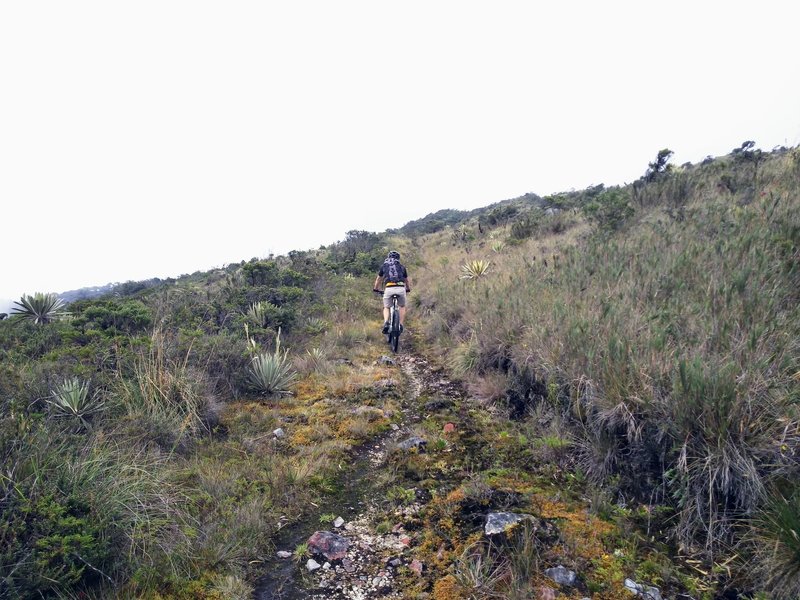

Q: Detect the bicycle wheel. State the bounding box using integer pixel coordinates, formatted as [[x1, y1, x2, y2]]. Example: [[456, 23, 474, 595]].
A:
[[390, 304, 400, 353]]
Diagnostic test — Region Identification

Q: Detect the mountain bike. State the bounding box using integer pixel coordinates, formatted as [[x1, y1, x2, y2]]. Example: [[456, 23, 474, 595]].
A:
[[374, 290, 403, 353]]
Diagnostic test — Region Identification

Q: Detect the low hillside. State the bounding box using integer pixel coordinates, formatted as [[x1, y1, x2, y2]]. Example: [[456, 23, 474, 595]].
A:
[[1, 144, 798, 599], [396, 145, 800, 598]]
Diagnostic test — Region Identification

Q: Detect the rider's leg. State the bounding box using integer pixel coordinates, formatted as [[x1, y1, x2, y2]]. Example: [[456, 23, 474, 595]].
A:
[[382, 298, 391, 333], [399, 306, 406, 326]]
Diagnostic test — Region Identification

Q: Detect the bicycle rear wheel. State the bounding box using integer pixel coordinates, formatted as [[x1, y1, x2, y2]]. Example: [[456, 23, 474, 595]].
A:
[[390, 304, 400, 353]]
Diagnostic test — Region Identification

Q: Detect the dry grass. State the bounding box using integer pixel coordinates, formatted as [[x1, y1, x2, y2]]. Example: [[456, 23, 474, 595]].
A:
[[402, 149, 800, 591]]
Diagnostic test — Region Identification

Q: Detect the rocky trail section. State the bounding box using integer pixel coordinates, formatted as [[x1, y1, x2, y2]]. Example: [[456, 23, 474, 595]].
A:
[[254, 336, 672, 600], [255, 342, 460, 599]]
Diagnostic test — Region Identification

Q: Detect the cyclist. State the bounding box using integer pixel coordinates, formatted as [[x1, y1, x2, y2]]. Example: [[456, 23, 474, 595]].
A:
[[373, 251, 412, 334]]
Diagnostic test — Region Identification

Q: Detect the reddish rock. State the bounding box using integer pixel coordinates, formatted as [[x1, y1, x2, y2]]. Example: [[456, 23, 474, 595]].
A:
[[400, 536, 412, 547], [537, 586, 557, 600], [443, 422, 456, 433], [307, 531, 350, 561]]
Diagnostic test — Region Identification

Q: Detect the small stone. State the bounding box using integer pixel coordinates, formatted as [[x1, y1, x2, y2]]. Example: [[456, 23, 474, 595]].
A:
[[323, 562, 331, 570], [624, 578, 664, 600], [400, 536, 412, 547], [372, 576, 382, 586], [378, 356, 396, 366], [410, 559, 424, 576], [397, 436, 427, 451], [392, 523, 404, 533], [545, 565, 577, 587], [391, 423, 400, 431], [334, 516, 345, 528], [389, 558, 402, 567], [307, 559, 321, 571], [342, 558, 356, 573], [485, 512, 534, 535], [443, 422, 456, 434], [273, 427, 286, 439], [276, 550, 292, 559]]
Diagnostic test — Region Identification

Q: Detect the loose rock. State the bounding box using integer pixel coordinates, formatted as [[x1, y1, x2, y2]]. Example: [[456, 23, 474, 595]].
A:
[[333, 516, 345, 528], [273, 427, 286, 439], [537, 587, 557, 600], [485, 512, 533, 535], [545, 565, 577, 587], [624, 578, 664, 600], [276, 550, 292, 559], [397, 436, 427, 451], [307, 559, 321, 572], [307, 531, 350, 561]]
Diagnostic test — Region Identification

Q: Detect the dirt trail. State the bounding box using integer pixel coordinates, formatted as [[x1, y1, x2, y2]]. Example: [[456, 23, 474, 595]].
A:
[[254, 333, 462, 599]]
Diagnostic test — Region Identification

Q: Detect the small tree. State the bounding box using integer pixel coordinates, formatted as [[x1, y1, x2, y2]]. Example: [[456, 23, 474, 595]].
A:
[[645, 148, 674, 182]]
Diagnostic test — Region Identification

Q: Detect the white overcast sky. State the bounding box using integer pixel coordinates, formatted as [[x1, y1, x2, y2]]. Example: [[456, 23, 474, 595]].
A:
[[1, 1, 799, 303]]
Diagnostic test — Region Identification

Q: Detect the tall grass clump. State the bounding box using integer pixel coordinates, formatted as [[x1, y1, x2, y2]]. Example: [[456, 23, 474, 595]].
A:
[[116, 328, 214, 449], [750, 486, 800, 597]]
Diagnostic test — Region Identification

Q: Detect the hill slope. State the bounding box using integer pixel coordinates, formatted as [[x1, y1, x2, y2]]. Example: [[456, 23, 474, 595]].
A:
[[1, 144, 798, 599]]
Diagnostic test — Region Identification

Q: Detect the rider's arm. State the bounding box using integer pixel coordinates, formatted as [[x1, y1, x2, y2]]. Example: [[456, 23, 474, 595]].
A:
[[373, 275, 383, 291], [404, 275, 412, 293]]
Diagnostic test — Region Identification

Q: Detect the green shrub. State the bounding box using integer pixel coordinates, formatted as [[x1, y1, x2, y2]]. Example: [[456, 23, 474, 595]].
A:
[[0, 425, 182, 598], [71, 298, 152, 335], [583, 188, 634, 231]]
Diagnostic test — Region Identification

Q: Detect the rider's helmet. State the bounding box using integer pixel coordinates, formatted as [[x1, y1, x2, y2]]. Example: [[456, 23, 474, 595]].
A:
[[387, 251, 400, 260]]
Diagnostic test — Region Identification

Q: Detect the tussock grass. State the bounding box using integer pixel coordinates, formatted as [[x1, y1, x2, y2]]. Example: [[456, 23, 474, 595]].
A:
[[116, 328, 214, 450]]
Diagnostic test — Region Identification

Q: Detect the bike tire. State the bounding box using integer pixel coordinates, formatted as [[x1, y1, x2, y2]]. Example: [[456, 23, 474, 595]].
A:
[[390, 306, 400, 353]]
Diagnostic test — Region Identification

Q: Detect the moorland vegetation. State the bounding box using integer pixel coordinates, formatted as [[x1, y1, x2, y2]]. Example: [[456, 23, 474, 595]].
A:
[[1, 143, 798, 599]]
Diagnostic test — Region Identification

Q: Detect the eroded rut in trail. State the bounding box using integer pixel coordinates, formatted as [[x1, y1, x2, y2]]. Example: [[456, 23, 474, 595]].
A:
[[254, 335, 461, 600]]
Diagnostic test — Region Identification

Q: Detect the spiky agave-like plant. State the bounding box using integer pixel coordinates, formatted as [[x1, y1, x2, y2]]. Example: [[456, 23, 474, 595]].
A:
[[11, 292, 68, 324], [247, 301, 279, 328], [247, 328, 297, 397], [460, 260, 491, 280], [48, 377, 103, 427]]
